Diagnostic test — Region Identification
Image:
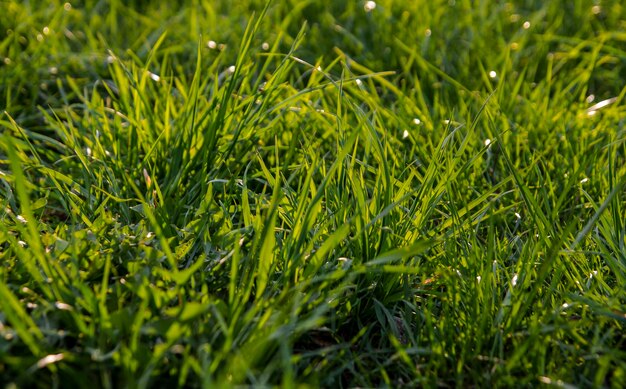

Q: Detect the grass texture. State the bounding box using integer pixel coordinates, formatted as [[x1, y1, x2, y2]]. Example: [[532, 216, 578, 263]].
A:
[[1, 0, 626, 387]]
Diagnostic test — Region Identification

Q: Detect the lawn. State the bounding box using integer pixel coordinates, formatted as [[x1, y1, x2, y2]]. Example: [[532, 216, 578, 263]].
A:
[[1, 0, 625, 387]]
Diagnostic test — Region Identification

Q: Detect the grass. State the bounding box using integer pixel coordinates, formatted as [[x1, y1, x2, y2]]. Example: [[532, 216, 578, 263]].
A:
[[1, 0, 625, 387]]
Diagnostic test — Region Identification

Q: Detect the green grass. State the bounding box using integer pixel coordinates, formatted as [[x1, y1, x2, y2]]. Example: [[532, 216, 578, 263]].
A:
[[1, 0, 626, 387]]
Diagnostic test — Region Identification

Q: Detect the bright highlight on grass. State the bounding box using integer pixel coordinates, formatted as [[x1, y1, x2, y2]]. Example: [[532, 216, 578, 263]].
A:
[[1, 0, 625, 387]]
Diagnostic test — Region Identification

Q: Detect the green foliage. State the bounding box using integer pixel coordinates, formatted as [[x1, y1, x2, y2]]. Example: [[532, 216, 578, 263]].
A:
[[1, 0, 625, 387]]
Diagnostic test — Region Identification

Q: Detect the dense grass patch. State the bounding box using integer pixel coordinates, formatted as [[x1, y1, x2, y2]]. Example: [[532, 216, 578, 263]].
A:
[[1, 0, 625, 387]]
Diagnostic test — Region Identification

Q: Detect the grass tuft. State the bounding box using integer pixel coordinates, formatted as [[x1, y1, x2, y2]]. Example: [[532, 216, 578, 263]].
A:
[[1, 0, 625, 387]]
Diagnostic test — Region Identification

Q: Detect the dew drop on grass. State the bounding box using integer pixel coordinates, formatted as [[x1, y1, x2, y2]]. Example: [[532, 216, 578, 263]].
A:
[[207, 40, 217, 49], [37, 33, 44, 42], [489, 70, 497, 78], [148, 71, 160, 82], [425, 28, 432, 37], [402, 130, 409, 139], [3, 57, 10, 65], [37, 353, 64, 369], [16, 215, 27, 223], [63, 2, 71, 11], [413, 118, 421, 125], [523, 21, 531, 29], [591, 5, 601, 15], [355, 79, 363, 86], [586, 94, 595, 103], [43, 26, 50, 35], [262, 42, 269, 50], [364, 1, 376, 12], [511, 274, 518, 286], [484, 138, 491, 146], [55, 302, 72, 310]]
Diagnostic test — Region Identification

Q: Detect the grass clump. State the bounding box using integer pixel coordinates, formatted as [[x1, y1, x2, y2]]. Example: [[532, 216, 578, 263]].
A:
[[1, 0, 626, 387]]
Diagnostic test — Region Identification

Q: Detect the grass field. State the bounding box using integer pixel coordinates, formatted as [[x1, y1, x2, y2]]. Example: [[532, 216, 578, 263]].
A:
[[1, 0, 626, 387]]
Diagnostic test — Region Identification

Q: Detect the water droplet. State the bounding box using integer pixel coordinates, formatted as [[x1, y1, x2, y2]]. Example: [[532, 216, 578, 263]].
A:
[[425, 28, 432, 37], [364, 1, 376, 12], [591, 5, 601, 15], [402, 130, 409, 139], [413, 118, 421, 125], [484, 138, 491, 146], [510, 42, 519, 50], [148, 71, 160, 82], [227, 65, 235, 74], [55, 302, 72, 310], [511, 274, 518, 286], [37, 33, 44, 42], [580, 177, 589, 184], [37, 353, 64, 369], [262, 42, 269, 50], [63, 2, 72, 11], [4, 57, 11, 65], [43, 26, 50, 35], [17, 215, 27, 223], [586, 94, 595, 103], [207, 40, 217, 49], [489, 70, 497, 78], [523, 21, 531, 29], [355, 79, 363, 86]]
